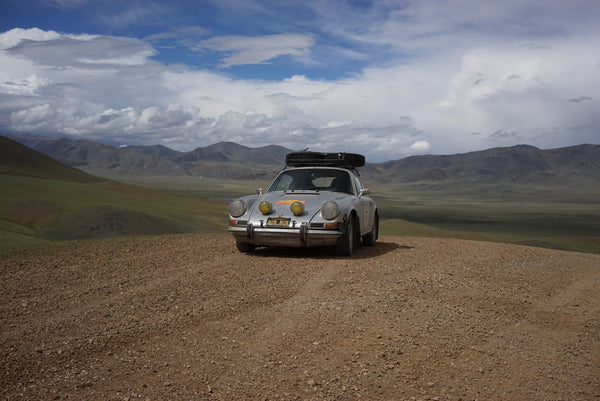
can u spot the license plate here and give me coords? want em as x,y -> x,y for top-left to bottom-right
266,217 -> 291,227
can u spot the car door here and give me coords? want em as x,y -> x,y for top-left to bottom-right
352,174 -> 374,235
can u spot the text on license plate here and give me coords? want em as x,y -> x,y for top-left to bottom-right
266,217 -> 291,227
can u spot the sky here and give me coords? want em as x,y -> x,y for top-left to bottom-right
0,0 -> 599,162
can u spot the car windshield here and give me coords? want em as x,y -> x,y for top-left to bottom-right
268,169 -> 353,194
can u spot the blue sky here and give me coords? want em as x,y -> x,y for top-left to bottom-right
1,0 -> 599,161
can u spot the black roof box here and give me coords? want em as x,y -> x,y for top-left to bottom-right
286,151 -> 365,168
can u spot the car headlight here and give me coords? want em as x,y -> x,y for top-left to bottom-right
229,199 -> 246,218
259,200 -> 272,215
321,201 -> 339,220
290,201 -> 304,216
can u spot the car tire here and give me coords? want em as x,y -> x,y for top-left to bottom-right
236,240 -> 255,253
362,214 -> 379,247
335,215 -> 356,256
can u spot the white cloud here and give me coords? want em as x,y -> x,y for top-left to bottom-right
0,27 -> 61,49
10,103 -> 54,127
0,74 -> 51,95
99,3 -> 169,29
1,9 -> 600,162
198,34 -> 315,67
40,0 -> 87,9
424,38 -> 600,150
6,34 -> 155,69
409,141 -> 431,153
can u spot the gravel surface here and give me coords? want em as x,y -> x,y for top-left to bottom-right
1,234 -> 599,400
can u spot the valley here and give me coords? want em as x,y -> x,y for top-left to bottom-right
1,134 -> 599,253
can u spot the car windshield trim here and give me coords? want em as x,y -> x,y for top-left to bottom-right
282,190 -> 321,194
268,168 -> 354,194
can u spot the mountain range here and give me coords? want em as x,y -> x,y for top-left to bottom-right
368,143 -> 600,188
5,134 -> 290,180
2,135 -> 599,251
0,136 -> 227,243
5,134 -> 600,189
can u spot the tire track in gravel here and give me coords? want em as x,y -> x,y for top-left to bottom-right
240,260 -> 341,359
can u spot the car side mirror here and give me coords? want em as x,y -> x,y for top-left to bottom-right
257,188 -> 263,194
359,188 -> 370,197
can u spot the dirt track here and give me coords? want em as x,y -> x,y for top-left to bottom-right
1,234 -> 599,400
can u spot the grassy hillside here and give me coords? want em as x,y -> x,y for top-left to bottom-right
1,175 -> 227,243
3,135 -> 599,254
103,173 -> 600,254
0,136 -> 228,247
0,136 -> 102,183
372,181 -> 600,254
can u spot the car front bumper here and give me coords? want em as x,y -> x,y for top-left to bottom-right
228,223 -> 343,248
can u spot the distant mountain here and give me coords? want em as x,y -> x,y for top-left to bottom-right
0,135 -> 102,183
5,134 -> 600,188
6,135 -> 290,179
126,144 -> 183,160
174,142 -> 291,178
5,135 -> 188,176
365,144 -> 600,188
0,135 -> 226,243
202,141 -> 290,164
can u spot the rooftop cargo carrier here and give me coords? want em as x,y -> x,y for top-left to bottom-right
286,151 -> 365,169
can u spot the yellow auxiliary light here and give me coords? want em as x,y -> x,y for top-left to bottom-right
259,201 -> 272,215
290,201 -> 304,216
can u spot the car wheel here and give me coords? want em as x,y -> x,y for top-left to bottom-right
335,215 -> 356,256
236,240 -> 255,253
362,214 -> 379,247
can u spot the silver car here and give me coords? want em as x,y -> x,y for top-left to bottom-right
228,152 -> 378,256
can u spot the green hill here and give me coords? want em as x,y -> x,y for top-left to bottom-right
0,136 -> 227,247
0,135 -> 102,183
3,134 -> 599,254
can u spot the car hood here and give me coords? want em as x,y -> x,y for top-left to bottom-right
248,191 -> 348,222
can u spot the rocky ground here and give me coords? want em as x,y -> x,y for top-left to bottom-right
1,234 -> 599,400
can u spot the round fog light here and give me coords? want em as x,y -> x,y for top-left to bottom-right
259,201 -> 272,215
290,201 -> 304,216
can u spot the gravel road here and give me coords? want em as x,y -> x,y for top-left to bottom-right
1,234 -> 599,400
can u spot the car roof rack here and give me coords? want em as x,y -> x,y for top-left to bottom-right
286,151 -> 365,168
